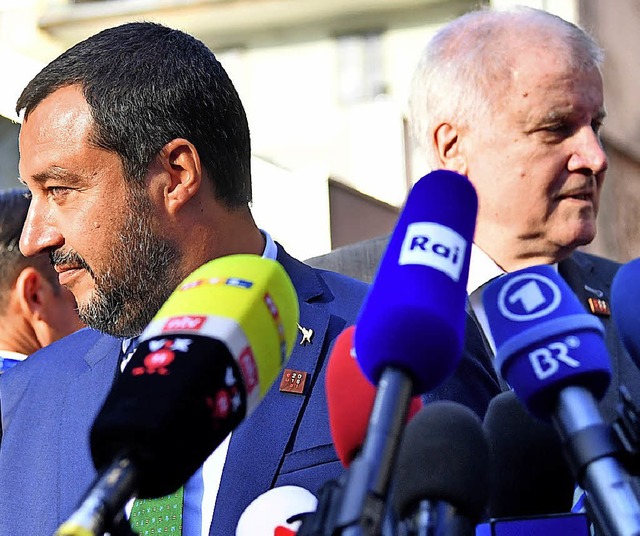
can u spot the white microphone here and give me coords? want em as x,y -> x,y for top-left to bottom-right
236,485 -> 318,536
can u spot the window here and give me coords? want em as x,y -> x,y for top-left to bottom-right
336,31 -> 386,105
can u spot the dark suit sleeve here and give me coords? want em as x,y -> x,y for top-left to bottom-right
422,314 -> 503,419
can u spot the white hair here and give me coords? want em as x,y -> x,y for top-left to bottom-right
408,6 -> 604,169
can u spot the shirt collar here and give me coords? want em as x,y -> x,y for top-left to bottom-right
467,243 -> 558,295
0,350 -> 28,361
260,229 -> 278,261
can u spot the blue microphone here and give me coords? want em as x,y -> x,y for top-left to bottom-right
355,169 -> 477,394
337,170 -> 477,535
611,257 -> 640,370
483,265 -> 640,536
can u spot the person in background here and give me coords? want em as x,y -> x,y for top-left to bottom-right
308,5 -> 640,422
0,187 -> 83,371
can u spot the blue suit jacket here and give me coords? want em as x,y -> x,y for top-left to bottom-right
0,247 -> 369,536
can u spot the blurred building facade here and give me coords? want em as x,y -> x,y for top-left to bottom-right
0,0 -> 637,262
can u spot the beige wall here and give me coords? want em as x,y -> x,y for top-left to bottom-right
580,0 -> 640,262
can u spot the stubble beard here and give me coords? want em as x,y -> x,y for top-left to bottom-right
78,188 -> 182,338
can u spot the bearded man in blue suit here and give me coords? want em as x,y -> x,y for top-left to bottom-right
0,22 -> 373,536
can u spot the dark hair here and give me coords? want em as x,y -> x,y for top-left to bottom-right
0,188 -> 59,299
16,22 -> 251,207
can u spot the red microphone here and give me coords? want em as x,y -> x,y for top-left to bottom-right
326,325 -> 423,467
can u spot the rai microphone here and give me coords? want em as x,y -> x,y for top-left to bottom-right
236,485 -> 318,536
55,254 -> 299,536
392,401 -> 491,536
482,265 -> 640,536
611,257 -> 640,370
338,170 -> 478,535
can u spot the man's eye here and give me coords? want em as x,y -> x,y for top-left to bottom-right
545,123 -> 569,133
48,186 -> 69,198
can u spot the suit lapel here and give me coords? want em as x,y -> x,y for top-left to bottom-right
210,246 -> 331,534
59,334 -> 122,520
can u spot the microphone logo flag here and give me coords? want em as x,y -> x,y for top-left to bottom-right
497,273 -> 562,321
163,315 -> 207,332
398,222 -> 467,282
529,338 -> 582,380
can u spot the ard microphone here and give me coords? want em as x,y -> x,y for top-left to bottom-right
483,265 -> 640,536
338,170 -> 478,535
392,401 -> 491,536
55,255 -> 299,536
326,325 -> 423,468
236,485 -> 318,536
611,257 -> 640,370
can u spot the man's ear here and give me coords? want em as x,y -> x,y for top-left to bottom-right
155,138 -> 203,215
433,122 -> 468,176
14,266 -> 48,320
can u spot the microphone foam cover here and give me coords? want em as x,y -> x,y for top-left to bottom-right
326,325 -> 423,467
484,391 -> 575,517
355,170 -> 477,394
142,254 -> 299,404
611,257 -> 640,371
91,255 -> 299,497
236,486 -> 318,536
392,401 -> 491,523
482,265 -> 611,419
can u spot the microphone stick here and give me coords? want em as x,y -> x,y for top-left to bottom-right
54,255 -> 299,536
336,170 -> 478,535
483,265 -> 640,536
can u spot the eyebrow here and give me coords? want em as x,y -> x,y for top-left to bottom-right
540,107 -> 607,123
28,167 -> 85,187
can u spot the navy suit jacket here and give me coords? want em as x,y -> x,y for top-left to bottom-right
309,240 -> 640,421
0,246 -> 370,536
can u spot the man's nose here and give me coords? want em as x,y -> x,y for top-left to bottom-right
19,201 -> 63,257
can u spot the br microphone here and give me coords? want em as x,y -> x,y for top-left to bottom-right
338,170 -> 478,535
55,254 -> 299,536
236,485 -> 318,536
483,265 -> 640,536
392,401 -> 491,536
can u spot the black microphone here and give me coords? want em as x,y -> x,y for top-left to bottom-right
483,265 -> 640,536
55,255 -> 299,536
392,401 -> 491,536
480,391 -> 589,535
483,390 -> 575,518
336,170 -> 478,535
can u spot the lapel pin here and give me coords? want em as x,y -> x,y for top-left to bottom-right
584,284 -> 604,298
280,368 -> 308,394
297,323 -> 313,346
587,297 -> 611,317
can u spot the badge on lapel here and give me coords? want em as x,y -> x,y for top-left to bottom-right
280,369 -> 308,394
